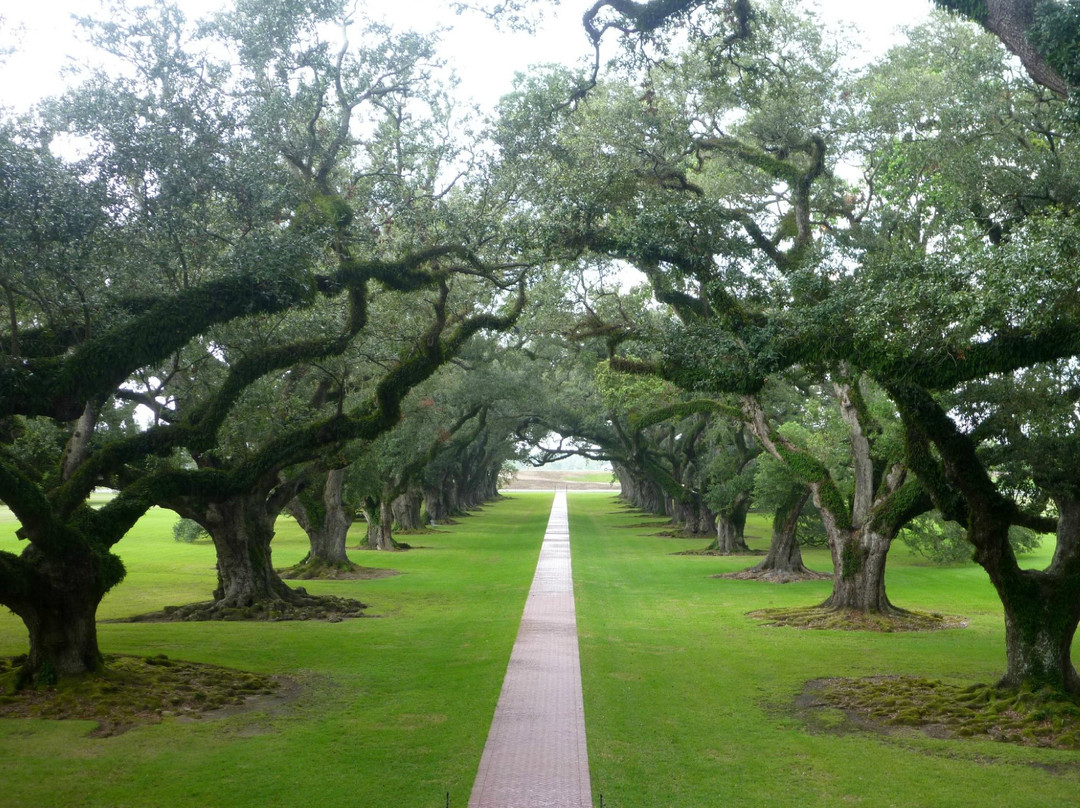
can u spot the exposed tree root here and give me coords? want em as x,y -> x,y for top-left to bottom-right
801,675 -> 1080,750
749,605 -> 967,631
116,590 -> 368,623
675,547 -> 764,556
717,567 -> 829,583
278,560 -> 399,581
0,654 -> 281,737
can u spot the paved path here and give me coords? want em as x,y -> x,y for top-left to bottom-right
468,491 -> 593,808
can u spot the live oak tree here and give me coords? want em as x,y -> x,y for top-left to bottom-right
0,0 -> 527,683
496,2 -> 937,615
828,15 -> 1080,690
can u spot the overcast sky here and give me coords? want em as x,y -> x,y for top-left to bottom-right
0,0 -> 934,113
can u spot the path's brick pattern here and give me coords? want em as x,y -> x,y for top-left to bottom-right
468,492 -> 593,808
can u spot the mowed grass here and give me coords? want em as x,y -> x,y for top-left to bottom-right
0,493 -> 553,808
1,493 -> 1078,807
570,493 -> 1080,808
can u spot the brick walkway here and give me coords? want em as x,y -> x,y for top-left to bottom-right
468,491 -> 593,808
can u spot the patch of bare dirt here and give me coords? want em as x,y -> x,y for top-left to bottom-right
279,562 -> 400,581
114,591 -> 368,623
716,567 -> 830,583
676,547 -> 765,555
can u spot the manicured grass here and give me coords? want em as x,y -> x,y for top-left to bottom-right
2,493 -> 1077,807
571,493 -> 1080,808
0,494 -> 553,808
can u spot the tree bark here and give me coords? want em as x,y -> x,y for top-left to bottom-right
736,488 -> 824,581
10,548 -> 111,685
980,500 -> 1080,694
169,476 -> 310,612
288,469 -> 353,566
363,497 -> 399,551
615,463 -> 666,513
821,526 -> 898,613
391,488 -> 424,531
202,495 -> 297,607
706,493 -> 751,552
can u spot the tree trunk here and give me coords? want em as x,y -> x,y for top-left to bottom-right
423,484 -> 445,523
820,525 -> 897,613
705,491 -> 752,552
708,513 -> 752,553
288,469 -> 353,566
391,488 -> 424,531
742,391 -> 911,614
736,489 -> 825,581
978,500 -> 1080,695
615,464 -> 666,514
363,498 -> 398,551
12,548 -> 112,685
203,495 -> 297,608
998,577 -> 1080,694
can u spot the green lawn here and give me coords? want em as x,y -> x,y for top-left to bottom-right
0,493 -> 1077,807
571,493 -> 1080,807
0,494 -> 553,808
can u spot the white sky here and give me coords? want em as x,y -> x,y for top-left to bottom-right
1,0 -> 934,113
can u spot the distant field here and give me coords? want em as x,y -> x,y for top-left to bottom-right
507,468 -> 619,490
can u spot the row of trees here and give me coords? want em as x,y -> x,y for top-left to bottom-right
504,0 -> 1080,693
2,0 -> 1079,701
0,0 -> 538,682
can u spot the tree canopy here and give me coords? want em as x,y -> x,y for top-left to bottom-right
2,0 -> 1080,698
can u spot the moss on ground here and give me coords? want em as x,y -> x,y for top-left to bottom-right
0,654 -> 279,736
278,560 -> 400,580
812,675 -> 1080,750
749,605 -> 967,631
117,592 -> 368,622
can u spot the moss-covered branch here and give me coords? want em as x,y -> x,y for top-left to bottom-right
1,269 -> 318,422
630,398 -> 741,430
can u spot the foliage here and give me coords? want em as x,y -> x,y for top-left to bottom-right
1030,0 -> 1080,92
899,513 -> 1042,565
171,517 -> 208,544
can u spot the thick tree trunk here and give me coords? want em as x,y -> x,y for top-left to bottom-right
735,489 -> 824,581
203,496 -> 297,608
615,464 -> 666,514
167,480 -> 365,619
24,603 -> 101,685
978,500 -> 1080,695
288,469 -> 353,566
821,526 -> 897,613
363,498 -> 399,551
673,496 -> 714,535
12,549 -> 111,685
391,488 -> 424,531
708,514 -> 751,553
742,391 -> 911,613
998,579 -> 1080,694
705,492 -> 751,552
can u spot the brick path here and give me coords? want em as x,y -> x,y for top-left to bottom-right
468,491 -> 593,808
